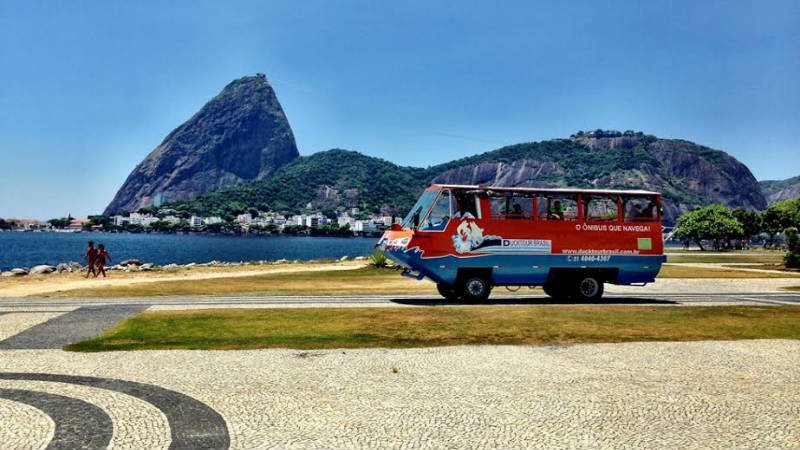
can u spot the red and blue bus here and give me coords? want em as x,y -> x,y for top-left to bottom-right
377,184 -> 666,301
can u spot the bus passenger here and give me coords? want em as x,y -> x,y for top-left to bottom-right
548,200 -> 564,220
507,203 -> 524,219
641,201 -> 657,219
454,196 -> 475,219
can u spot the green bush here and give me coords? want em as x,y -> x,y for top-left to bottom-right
368,250 -> 389,268
785,227 -> 800,268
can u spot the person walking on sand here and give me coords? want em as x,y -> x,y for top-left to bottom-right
95,244 -> 111,278
83,241 -> 98,278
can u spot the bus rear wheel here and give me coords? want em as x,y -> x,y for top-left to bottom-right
458,276 -> 492,302
436,283 -> 460,301
572,275 -> 604,301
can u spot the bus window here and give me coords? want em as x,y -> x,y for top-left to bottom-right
623,195 -> 659,221
453,192 -> 479,219
420,190 -> 452,230
402,190 -> 438,228
584,195 -> 619,222
489,195 -> 532,220
538,195 -> 578,221
489,197 -> 506,219
507,197 -> 533,219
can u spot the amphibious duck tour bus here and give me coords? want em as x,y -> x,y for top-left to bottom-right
377,184 -> 666,301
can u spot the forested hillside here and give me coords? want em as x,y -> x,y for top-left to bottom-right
167,130 -> 766,225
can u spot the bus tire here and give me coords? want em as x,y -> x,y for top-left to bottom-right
572,274 -> 604,301
459,276 -> 492,302
436,283 -> 460,301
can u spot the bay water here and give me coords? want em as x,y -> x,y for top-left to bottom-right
0,232 -> 378,271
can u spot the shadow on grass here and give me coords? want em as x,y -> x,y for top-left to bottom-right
389,297 -> 679,306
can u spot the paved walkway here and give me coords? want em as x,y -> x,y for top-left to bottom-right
0,342 -> 798,449
0,293 -> 799,449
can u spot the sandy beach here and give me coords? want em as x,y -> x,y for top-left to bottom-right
0,261 -> 367,297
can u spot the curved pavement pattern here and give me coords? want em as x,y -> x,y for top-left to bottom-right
0,388 -> 112,449
0,373 -> 230,450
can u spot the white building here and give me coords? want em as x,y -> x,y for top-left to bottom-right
235,213 -> 252,225
113,215 -> 130,227
338,215 -> 355,228
304,215 -> 320,228
190,216 -> 203,228
129,213 -> 158,228
162,215 -> 181,225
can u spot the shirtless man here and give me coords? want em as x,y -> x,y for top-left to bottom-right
95,244 -> 111,278
83,241 -> 98,278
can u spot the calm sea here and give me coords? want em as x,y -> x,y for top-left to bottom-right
0,232 -> 378,271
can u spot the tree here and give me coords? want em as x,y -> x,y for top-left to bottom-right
47,215 -> 72,229
761,199 -> 800,248
125,223 -> 145,233
150,220 -> 175,232
0,218 -> 10,230
85,215 -> 113,231
785,227 -> 800,268
731,208 -> 761,247
674,205 -> 743,251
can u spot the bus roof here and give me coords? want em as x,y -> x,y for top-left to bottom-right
429,184 -> 661,196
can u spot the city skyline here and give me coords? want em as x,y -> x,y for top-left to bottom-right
1,0 -> 798,219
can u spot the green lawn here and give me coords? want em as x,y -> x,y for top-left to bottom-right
665,251 -> 785,264
67,306 -> 800,352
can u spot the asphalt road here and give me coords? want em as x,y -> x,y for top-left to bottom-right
2,292 -> 800,310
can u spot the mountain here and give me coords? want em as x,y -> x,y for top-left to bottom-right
104,74 -> 299,214
430,131 -> 766,223
172,149 -> 427,217
168,131 -> 766,225
760,176 -> 800,205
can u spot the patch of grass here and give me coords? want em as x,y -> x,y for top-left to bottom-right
732,264 -> 800,273
665,252 -> 784,264
66,305 -> 800,352
659,265 -> 793,278
47,267 -> 436,298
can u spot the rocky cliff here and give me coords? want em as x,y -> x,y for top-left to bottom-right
431,132 -> 766,224
171,131 -> 766,225
104,74 -> 299,214
760,176 -> 800,205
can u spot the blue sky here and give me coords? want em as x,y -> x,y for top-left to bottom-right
1,0 -> 798,219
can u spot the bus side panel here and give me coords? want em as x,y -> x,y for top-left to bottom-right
385,247 -> 665,287
380,212 -> 666,286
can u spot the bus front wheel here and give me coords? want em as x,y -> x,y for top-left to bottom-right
459,276 -> 492,302
572,275 -> 604,301
436,283 -> 460,301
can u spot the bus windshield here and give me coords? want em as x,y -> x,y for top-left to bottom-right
402,190 -> 440,228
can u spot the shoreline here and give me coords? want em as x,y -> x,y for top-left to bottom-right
0,232 -> 379,272
0,260 -> 370,297
0,228 -> 385,238
0,255 -> 370,277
